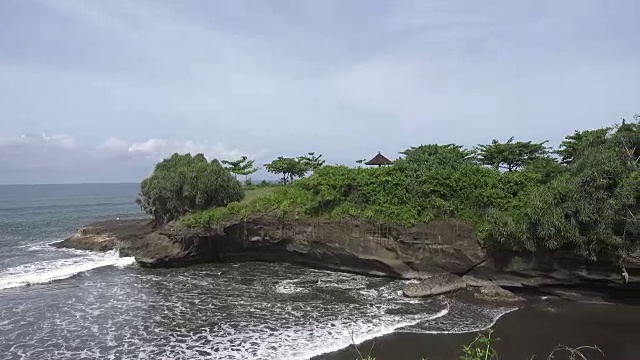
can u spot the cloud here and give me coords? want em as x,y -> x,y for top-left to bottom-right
125,138 -> 267,162
0,133 -> 267,184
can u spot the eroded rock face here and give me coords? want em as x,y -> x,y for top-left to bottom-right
55,216 -> 639,291
403,274 -> 467,297
467,249 -> 640,287
212,217 -> 487,278
55,217 -> 487,276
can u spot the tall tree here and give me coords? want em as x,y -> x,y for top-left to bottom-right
222,156 -> 260,181
399,144 -> 475,168
556,128 -> 611,164
475,137 -> 550,172
264,156 -> 308,184
298,152 -> 325,173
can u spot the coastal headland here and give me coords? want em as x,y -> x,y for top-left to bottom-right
54,117 -> 640,358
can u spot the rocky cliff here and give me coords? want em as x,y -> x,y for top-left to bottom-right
54,216 -> 640,292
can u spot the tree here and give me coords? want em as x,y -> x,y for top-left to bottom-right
556,128 -> 611,164
489,121 -> 640,263
264,156 -> 308,184
298,152 -> 325,173
520,156 -> 566,184
221,156 -> 260,182
475,137 -> 550,172
137,153 -> 243,225
398,144 -> 475,168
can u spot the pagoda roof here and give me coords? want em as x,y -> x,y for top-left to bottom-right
365,152 -> 393,166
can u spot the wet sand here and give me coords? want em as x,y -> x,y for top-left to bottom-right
315,298 -> 640,360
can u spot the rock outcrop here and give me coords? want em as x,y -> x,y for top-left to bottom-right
466,249 -> 640,288
54,216 -> 640,293
403,274 -> 467,297
52,219 -> 154,252
121,216 -> 488,278
473,285 -> 525,302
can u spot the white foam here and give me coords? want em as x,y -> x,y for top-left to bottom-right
0,261 -> 522,360
0,250 -> 135,290
280,306 -> 451,360
399,301 -> 519,335
20,240 -> 57,251
275,279 -> 307,294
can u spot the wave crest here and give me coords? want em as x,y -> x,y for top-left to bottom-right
0,250 -> 135,290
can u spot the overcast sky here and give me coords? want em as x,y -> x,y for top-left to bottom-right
1,0 -> 639,184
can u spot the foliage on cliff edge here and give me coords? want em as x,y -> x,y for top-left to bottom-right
181,115 -> 640,262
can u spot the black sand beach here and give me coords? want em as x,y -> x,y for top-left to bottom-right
317,297 -> 640,360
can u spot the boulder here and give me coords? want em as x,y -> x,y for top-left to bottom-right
403,274 -> 467,297
462,275 -> 495,287
52,219 -> 153,252
474,285 -> 524,302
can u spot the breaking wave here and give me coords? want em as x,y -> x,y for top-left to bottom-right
0,249 -> 135,290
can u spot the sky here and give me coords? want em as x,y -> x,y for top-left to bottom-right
0,0 -> 639,184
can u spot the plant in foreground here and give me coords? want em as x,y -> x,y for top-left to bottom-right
459,329 -> 498,360
350,329 -> 603,360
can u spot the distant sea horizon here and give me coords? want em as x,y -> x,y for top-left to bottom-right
0,181 -> 142,187
0,178 -> 279,187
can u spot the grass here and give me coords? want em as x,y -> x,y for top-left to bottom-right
241,186 -> 277,204
179,185 -> 281,229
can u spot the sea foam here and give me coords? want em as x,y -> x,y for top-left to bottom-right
0,249 -> 135,290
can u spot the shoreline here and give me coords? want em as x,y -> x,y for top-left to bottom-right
44,235 -> 640,359
52,218 -> 640,359
314,298 -> 640,360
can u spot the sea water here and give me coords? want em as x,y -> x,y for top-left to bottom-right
0,183 -> 515,359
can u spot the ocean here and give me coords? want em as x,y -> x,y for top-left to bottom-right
0,183 -> 515,360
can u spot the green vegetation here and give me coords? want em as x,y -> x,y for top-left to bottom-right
263,151 -> 325,184
241,187 -> 278,204
489,117 -> 640,262
136,153 -> 243,224
221,156 -> 260,182
474,137 -> 549,172
264,156 -> 308,184
138,114 -> 640,264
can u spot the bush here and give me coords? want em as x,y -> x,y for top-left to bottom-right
176,115 -> 640,263
137,153 -> 243,224
487,120 -> 640,261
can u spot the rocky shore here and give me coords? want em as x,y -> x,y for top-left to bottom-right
53,217 -> 640,300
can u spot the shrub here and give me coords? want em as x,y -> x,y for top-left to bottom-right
487,120 -> 640,261
137,153 -> 243,224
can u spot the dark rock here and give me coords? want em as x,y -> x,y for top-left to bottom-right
473,285 -> 524,302
56,216 -> 639,294
462,275 -> 497,287
197,217 -> 487,278
467,249 -> 640,287
52,219 -> 154,252
403,274 -> 467,297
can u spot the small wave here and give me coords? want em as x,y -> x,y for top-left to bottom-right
398,301 -> 519,334
275,280 -> 307,294
0,250 -> 135,290
22,240 -> 60,252
282,305 -> 450,360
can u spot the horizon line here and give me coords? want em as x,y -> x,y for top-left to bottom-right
0,181 -> 142,186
